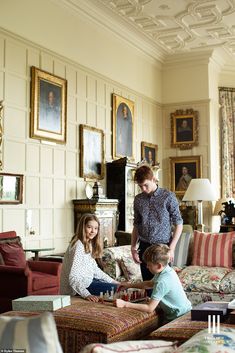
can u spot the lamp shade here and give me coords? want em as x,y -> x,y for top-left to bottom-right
182,178 -> 217,202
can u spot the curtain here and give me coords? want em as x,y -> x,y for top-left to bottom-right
219,88 -> 235,198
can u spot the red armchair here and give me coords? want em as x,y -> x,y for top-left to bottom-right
0,231 -> 62,313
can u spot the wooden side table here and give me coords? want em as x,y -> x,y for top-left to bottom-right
24,247 -> 55,261
219,224 -> 235,232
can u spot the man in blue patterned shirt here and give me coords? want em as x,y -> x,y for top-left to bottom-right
131,165 -> 183,280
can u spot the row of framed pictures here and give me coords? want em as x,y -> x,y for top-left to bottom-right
29,66 -> 199,152
80,123 -> 158,180
29,66 -> 200,199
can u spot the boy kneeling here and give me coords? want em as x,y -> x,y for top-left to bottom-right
115,244 -> 192,323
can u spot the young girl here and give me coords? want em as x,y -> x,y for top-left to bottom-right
60,213 -> 119,302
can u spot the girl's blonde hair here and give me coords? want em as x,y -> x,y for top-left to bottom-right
70,213 -> 101,258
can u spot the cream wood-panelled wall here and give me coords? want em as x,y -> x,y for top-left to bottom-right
0,29 -> 162,254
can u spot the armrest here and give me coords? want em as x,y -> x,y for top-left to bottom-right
0,265 -> 28,275
0,265 -> 29,297
27,260 -> 62,275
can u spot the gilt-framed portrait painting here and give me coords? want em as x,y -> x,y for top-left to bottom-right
112,94 -> 134,160
79,124 -> 104,180
0,173 -> 23,204
171,109 -> 199,150
30,66 -> 67,144
170,155 -> 202,198
141,142 -> 158,166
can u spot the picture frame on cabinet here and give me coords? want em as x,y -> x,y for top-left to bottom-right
171,109 -> 199,150
170,155 -> 202,198
112,94 -> 134,160
0,173 -> 23,204
141,141 -> 158,166
79,124 -> 105,180
30,66 -> 67,144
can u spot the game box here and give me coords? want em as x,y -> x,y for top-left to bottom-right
191,302 -> 228,322
12,295 -> 71,311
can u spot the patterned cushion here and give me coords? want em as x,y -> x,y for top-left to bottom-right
176,327 -> 235,353
80,340 -> 176,353
118,256 -> 142,281
102,245 -> 133,280
173,232 -> 191,267
0,312 -> 63,353
220,270 -> 235,293
178,265 -> 231,292
192,230 -> 235,267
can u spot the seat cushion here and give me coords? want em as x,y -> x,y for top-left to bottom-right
32,271 -> 58,291
178,265 -> 231,293
0,241 -> 26,267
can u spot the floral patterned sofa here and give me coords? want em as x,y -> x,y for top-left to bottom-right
102,229 -> 235,306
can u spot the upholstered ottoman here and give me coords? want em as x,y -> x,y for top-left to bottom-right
3,297 -> 160,353
149,312 -> 234,344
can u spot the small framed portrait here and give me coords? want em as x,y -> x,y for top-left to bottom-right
141,142 -> 158,166
79,124 -> 105,180
30,66 -> 67,144
171,109 -> 199,150
112,94 -> 134,160
0,173 -> 23,204
170,155 -> 202,198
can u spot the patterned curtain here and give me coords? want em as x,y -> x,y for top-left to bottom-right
219,88 -> 235,198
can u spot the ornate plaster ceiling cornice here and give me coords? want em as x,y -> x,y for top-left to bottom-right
51,0 -> 235,66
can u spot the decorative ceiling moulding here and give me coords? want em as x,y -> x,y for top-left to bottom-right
91,0 -> 235,62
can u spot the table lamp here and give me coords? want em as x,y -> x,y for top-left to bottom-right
182,178 -> 217,232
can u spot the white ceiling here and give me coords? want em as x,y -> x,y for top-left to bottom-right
57,0 -> 235,64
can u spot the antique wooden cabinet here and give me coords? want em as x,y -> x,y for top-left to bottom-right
73,198 -> 119,248
106,157 -> 138,232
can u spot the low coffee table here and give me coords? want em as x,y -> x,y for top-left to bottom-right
149,311 -> 234,344
3,297 -> 160,353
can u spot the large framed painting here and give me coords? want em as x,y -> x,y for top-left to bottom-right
0,173 -> 23,204
170,155 -> 202,198
141,142 -> 158,166
30,66 -> 67,144
171,109 -> 199,150
79,124 -> 105,180
112,94 -> 134,160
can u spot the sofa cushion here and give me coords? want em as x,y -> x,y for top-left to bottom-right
80,340 -> 176,353
118,256 -> 142,281
102,245 -> 135,280
175,327 -> 235,353
192,230 -> 235,268
178,265 -> 231,293
0,312 -> 63,353
0,242 -> 26,267
173,232 -> 191,267
32,271 -> 59,291
219,270 -> 235,293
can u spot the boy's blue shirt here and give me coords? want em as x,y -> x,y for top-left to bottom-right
151,264 -> 192,321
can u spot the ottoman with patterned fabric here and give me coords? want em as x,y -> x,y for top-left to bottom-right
149,312 -> 234,344
3,297 -> 160,353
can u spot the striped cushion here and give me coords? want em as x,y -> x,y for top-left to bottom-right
0,312 -> 63,353
192,230 -> 235,267
173,232 -> 191,267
